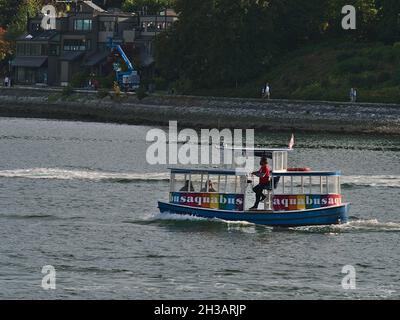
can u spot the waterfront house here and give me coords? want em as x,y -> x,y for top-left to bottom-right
11,1 -> 177,86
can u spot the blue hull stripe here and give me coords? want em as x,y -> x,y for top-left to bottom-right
158,202 -> 350,227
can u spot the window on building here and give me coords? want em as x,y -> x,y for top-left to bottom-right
73,19 -> 92,31
17,43 -> 26,55
30,23 -> 41,32
63,39 -> 88,51
41,45 -> 48,56
17,43 -> 49,56
49,44 -> 59,56
100,21 -> 116,32
146,22 -> 156,32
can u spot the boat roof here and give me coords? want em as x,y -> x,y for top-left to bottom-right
219,146 -> 293,152
273,171 -> 341,177
169,168 -> 341,177
169,167 -> 248,176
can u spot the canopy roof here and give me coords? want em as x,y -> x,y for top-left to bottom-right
273,171 -> 341,177
169,168 -> 248,176
11,57 -> 47,68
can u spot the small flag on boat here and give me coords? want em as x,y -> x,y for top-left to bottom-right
288,134 -> 295,149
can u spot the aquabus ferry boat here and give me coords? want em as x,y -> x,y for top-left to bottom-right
158,146 -> 349,227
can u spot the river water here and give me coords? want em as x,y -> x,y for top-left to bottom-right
0,117 -> 399,299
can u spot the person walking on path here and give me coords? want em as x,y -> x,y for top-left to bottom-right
353,88 -> 357,102
350,88 -> 354,102
265,83 -> 270,99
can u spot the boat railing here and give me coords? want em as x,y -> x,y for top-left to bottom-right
270,171 -> 342,211
168,168 -> 248,211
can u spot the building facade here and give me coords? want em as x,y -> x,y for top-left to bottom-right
12,1 -> 177,86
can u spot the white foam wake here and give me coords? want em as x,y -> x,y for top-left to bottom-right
0,169 -> 399,188
0,168 -> 169,182
342,175 -> 400,188
296,219 -> 400,233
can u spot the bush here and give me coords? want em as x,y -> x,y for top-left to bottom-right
336,51 -> 356,62
349,71 -> 392,89
336,57 -> 376,74
292,82 -> 324,100
97,88 -> 109,99
362,86 -> 400,103
61,85 -> 74,97
96,74 -> 115,89
173,78 -> 193,94
154,76 -> 168,90
70,72 -> 89,88
136,86 -> 148,100
376,71 -> 392,83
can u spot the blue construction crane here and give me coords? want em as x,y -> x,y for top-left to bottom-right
107,37 -> 140,90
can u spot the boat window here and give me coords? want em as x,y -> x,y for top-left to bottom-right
172,173 -> 196,192
327,176 -> 340,194
275,174 -> 340,195
171,172 -> 246,194
189,174 -> 201,192
280,176 -> 291,194
222,175 -> 239,194
309,176 -> 321,194
273,151 -> 288,171
290,176 -> 303,194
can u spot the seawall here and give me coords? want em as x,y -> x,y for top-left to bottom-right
0,87 -> 399,134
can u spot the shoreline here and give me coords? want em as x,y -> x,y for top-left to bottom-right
0,87 -> 399,135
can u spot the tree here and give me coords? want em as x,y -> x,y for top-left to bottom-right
376,0 -> 400,43
6,0 -> 44,40
0,27 -> 12,61
324,0 -> 378,39
0,0 -> 20,28
122,0 -> 174,14
156,0 -> 276,89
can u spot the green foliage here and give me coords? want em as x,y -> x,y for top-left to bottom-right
0,0 -> 19,28
153,76 -> 168,90
6,0 -> 44,40
70,72 -> 89,88
156,0 -> 277,90
96,74 -> 115,89
61,85 -> 74,97
153,0 -> 400,103
183,40 -> 400,103
122,0 -> 174,14
336,57 -> 376,74
136,86 -> 148,100
97,88 -> 109,99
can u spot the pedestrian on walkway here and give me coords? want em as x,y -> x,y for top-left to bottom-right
350,88 -> 354,102
265,83 -> 270,99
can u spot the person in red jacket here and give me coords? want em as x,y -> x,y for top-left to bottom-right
250,156 -> 271,210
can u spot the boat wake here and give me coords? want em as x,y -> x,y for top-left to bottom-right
0,168 -> 169,183
134,213 -> 400,234
341,175 -> 400,189
128,212 -> 256,229
0,168 -> 399,188
293,219 -> 400,233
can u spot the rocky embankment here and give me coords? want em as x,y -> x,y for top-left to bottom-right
0,87 -> 399,134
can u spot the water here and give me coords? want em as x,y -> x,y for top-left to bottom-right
0,117 -> 399,299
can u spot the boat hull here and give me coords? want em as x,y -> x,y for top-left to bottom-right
158,202 -> 350,227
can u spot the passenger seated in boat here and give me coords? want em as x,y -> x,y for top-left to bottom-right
180,180 -> 195,192
200,180 -> 216,192
250,156 -> 271,210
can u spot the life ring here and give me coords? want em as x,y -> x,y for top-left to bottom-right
287,167 -> 312,172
